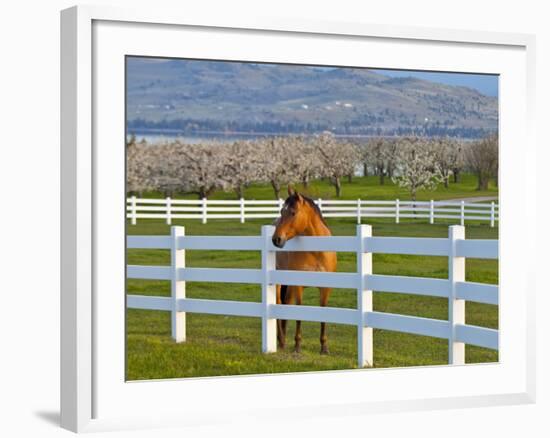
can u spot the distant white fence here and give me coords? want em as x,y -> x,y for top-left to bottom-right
127,196 -> 499,227
127,224 -> 498,367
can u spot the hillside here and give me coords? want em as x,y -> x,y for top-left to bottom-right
126,58 -> 498,138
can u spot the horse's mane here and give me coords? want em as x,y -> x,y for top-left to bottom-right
285,193 -> 329,227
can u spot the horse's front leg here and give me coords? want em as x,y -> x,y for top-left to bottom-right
293,286 -> 304,353
320,287 -> 332,354
277,285 -> 294,349
276,284 -> 286,349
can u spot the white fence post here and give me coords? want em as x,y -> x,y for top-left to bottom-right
460,200 -> 465,226
261,225 -> 277,353
202,198 -> 207,224
395,199 -> 400,224
171,226 -> 186,342
278,198 -> 284,212
317,198 -> 322,214
490,202 -> 495,228
357,198 -> 362,225
240,197 -> 245,224
430,199 -> 434,224
448,225 -> 465,364
130,195 -> 137,225
166,197 -> 172,225
127,226 -> 499,358
357,224 -> 373,367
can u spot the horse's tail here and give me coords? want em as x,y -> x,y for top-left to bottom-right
280,284 -> 288,304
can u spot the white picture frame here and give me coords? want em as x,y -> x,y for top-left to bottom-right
60,4 -> 536,433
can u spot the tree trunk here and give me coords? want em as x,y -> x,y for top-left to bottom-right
302,176 -> 309,189
334,177 -> 342,197
198,187 -> 216,199
444,177 -> 449,189
453,169 -> 460,183
363,163 -> 368,177
347,172 -> 353,183
378,167 -> 385,185
271,180 -> 281,199
235,184 -> 244,199
477,173 -> 489,191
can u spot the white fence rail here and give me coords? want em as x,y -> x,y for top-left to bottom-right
127,225 -> 499,367
127,196 -> 499,227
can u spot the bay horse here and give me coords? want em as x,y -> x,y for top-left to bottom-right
271,186 -> 337,354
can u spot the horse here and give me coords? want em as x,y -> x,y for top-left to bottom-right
271,186 -> 337,354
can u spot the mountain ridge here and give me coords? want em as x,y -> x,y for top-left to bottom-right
126,58 -> 498,138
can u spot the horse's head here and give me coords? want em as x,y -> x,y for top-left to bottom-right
272,186 -> 310,248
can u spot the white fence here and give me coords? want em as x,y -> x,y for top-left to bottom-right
127,224 -> 499,367
127,196 -> 499,227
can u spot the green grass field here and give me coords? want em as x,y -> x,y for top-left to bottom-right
135,172 -> 498,201
126,173 -> 498,380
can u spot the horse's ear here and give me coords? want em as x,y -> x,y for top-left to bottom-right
287,184 -> 296,197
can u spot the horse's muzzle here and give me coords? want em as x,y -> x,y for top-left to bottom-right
272,235 -> 286,248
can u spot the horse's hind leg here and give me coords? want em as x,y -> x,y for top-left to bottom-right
293,286 -> 304,353
320,287 -> 332,354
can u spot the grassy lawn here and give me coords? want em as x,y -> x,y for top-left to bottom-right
126,216 -> 498,380
134,172 -> 498,201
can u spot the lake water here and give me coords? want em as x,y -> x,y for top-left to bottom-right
127,129 -> 388,145
128,130 -> 303,144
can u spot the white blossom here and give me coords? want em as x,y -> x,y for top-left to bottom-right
392,137 -> 445,201
315,133 -> 360,197
431,137 -> 465,188
256,137 -> 299,199
220,140 -> 264,198
465,134 -> 498,190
